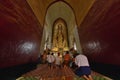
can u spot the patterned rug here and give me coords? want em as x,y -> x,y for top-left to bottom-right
16,64 -> 112,80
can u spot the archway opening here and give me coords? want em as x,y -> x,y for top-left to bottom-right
40,1 -> 82,54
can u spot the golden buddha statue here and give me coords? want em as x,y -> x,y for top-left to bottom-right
52,23 -> 68,51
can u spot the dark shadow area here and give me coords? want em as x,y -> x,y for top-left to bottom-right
90,62 -> 120,80
0,62 -> 38,80
1,59 -> 120,80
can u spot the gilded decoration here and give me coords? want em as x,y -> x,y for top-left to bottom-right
52,19 -> 69,51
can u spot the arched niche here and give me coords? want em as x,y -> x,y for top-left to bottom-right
40,1 -> 82,54
52,18 -> 69,52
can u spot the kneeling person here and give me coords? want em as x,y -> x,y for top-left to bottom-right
74,53 -> 93,80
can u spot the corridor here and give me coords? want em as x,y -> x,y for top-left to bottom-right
0,0 -> 120,80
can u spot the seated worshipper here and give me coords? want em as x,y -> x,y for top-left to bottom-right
55,52 -> 62,68
42,50 -> 47,64
70,53 -> 78,70
63,51 -> 71,68
47,52 -> 55,69
74,53 -> 93,80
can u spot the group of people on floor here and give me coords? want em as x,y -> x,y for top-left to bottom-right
40,49 -> 93,80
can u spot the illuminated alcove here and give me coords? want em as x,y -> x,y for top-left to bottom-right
40,1 -> 82,54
